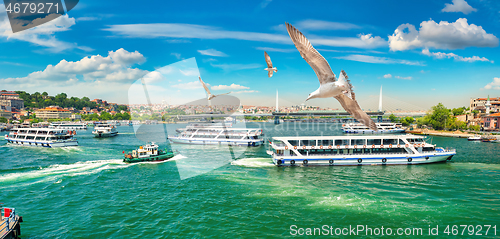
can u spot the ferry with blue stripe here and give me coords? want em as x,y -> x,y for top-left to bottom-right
267,135 -> 455,166
4,127 -> 78,148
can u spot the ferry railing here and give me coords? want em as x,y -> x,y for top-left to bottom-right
0,207 -> 16,233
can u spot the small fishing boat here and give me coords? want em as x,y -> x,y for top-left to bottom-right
467,135 -> 482,141
123,142 -> 175,163
481,135 -> 496,142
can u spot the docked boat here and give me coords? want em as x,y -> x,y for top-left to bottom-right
267,134 -> 455,166
1,205 -> 22,239
92,124 -> 118,138
169,127 -> 264,146
467,135 -> 482,141
481,136 -> 497,142
342,122 -> 405,134
123,142 -> 175,163
4,128 -> 78,147
50,121 -> 87,130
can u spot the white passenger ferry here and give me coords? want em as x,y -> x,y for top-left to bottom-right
92,124 -> 118,138
175,122 -> 233,133
49,121 -> 87,130
169,127 -> 264,146
4,128 -> 78,147
342,122 -> 405,134
267,135 -> 455,166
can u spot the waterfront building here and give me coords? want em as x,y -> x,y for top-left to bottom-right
0,110 -> 12,119
483,113 -> 500,131
0,91 -> 24,111
470,96 -> 499,114
34,106 -> 72,120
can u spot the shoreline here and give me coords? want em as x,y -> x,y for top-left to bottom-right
406,129 -> 500,139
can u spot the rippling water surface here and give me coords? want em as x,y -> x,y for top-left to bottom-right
1,123 -> 499,238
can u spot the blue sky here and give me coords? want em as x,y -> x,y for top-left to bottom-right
1,0 -> 500,110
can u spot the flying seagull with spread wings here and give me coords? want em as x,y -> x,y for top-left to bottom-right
264,51 -> 278,77
285,23 -> 377,131
199,76 -> 231,100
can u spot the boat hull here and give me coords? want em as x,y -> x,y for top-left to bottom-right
270,153 -> 454,167
123,152 -> 175,163
169,137 -> 263,147
92,132 -> 118,138
5,138 -> 78,147
343,129 -> 406,134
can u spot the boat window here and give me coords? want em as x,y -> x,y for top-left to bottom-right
383,138 -> 397,145
366,139 -> 381,145
319,140 -> 333,146
398,139 -> 405,145
334,139 -> 349,146
351,139 -> 365,145
300,140 -> 316,146
288,140 -> 299,146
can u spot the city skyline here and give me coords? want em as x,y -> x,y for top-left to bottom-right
1,0 -> 500,110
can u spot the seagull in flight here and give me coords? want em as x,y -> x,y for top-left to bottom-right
286,23 -> 377,131
264,51 -> 278,77
199,76 -> 231,100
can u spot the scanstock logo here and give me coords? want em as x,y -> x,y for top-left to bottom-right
3,0 -> 79,33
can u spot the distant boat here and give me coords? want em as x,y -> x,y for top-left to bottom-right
467,135 -> 481,141
169,127 -> 264,147
123,142 -> 175,163
92,124 -> 118,138
50,121 -> 87,130
343,122 -> 405,134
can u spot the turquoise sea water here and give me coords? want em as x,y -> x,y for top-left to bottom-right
1,123 -> 499,238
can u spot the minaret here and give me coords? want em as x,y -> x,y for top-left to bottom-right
378,86 -> 383,112
486,95 -> 491,115
275,89 -> 279,112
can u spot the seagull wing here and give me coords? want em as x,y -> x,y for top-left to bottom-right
268,71 -> 273,78
338,70 -> 355,100
199,76 -> 211,95
215,92 -> 231,97
286,22 -> 336,85
334,94 -> 377,131
264,51 -> 273,68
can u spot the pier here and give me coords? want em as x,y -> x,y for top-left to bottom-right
0,207 -> 22,239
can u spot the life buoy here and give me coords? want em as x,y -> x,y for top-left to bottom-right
329,159 -> 334,165
285,146 -> 288,150
311,145 -> 315,149
389,144 -> 392,148
302,146 -> 306,149
336,145 -> 340,149
363,145 -> 367,148
345,145 -> 349,148
290,160 -> 295,165
328,145 -> 332,149
372,144 -> 375,148
357,158 -> 362,163
303,159 -> 308,165
397,144 -> 400,148
294,146 -> 297,149
353,145 -> 357,149
380,145 -> 384,148
405,144 -> 409,147
382,158 -> 387,163
320,146 -> 323,149
408,158 -> 412,162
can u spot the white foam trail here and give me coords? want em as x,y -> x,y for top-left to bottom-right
231,158 -> 275,168
131,154 -> 186,165
0,159 -> 127,184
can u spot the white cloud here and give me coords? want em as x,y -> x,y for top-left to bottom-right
104,23 -> 386,49
483,77 -> 500,90
233,90 -> 259,94
442,0 -> 477,14
212,84 -> 249,90
395,76 -> 412,80
210,63 -> 262,71
389,18 -> 498,51
198,49 -> 228,57
259,0 -> 272,8
422,49 -> 493,63
171,53 -> 181,59
76,17 -> 100,21
0,6 -> 89,52
0,48 -> 147,85
334,54 -> 425,66
383,74 -> 392,78
172,81 -> 202,90
295,20 -> 361,30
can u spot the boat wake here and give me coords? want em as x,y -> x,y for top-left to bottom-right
131,154 -> 187,165
231,158 -> 274,168
0,159 -> 129,187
